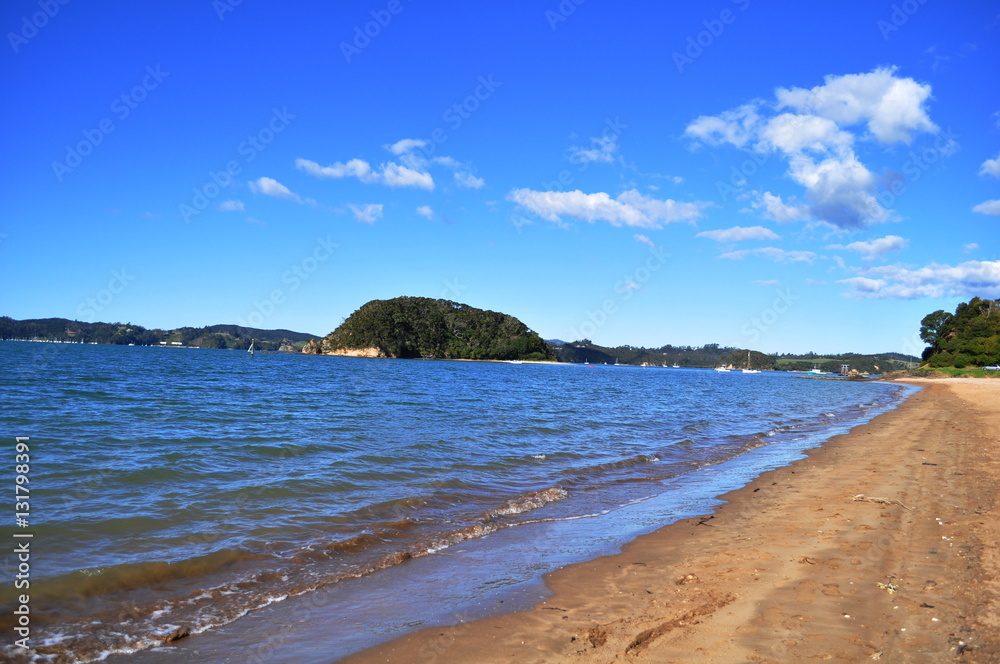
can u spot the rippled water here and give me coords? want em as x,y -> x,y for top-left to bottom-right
0,341 -> 912,662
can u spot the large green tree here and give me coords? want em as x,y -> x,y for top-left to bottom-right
920,297 -> 1000,367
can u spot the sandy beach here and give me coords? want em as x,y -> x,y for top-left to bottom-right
345,379 -> 1000,664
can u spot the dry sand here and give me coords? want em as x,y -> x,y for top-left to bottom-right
345,379 -> 1000,663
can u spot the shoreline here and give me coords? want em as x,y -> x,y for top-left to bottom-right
344,379 -> 1000,663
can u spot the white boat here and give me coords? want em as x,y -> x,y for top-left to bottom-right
742,350 -> 760,374
672,363 -> 679,368
715,366 -> 730,372
507,360 -> 522,364
807,364 -> 828,375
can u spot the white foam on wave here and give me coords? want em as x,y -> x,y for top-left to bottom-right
489,486 -> 569,518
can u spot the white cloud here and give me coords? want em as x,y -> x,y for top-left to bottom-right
296,157 -> 434,190
249,177 -> 310,204
719,247 -> 818,263
300,140 -> 489,194
980,153 -> 1000,179
219,200 -> 245,212
297,158 -> 375,182
760,113 -> 853,154
973,200 -> 1000,215
568,134 -> 618,164
787,152 -> 889,228
633,233 -> 655,248
686,68 -> 940,229
838,260 -> 1000,299
753,279 -> 781,286
454,172 -> 485,189
685,103 -> 762,148
838,276 -> 885,294
382,162 -> 434,189
507,188 -> 706,229
964,243 -> 980,253
696,225 -> 780,242
431,155 -> 461,169
828,235 -> 907,261
250,177 -> 294,198
387,138 -> 429,156
775,67 -> 937,143
348,203 -> 384,224
752,192 -> 811,223
416,205 -> 433,220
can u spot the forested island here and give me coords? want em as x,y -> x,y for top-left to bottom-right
0,317 -> 317,351
302,297 -> 554,361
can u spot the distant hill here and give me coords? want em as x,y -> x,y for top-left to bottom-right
1,313 -> 925,368
556,341 -> 743,367
0,317 -> 318,351
772,352 -> 917,374
554,339 -> 918,372
919,297 -> 1000,368
303,297 -> 555,361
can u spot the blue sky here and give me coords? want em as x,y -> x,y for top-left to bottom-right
2,1 -> 998,354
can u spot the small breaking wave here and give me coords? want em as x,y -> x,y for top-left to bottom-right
488,486 -> 569,518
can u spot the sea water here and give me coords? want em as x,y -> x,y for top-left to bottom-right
0,341 -> 915,662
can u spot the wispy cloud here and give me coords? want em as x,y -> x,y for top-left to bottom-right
696,225 -> 780,242
568,133 -> 618,164
454,172 -> 485,189
349,203 -> 384,224
507,188 -> 707,229
719,247 -> 818,263
838,260 -> 1000,299
298,139 -> 488,193
827,235 -> 907,260
980,152 -> 1000,179
416,205 -> 433,220
248,177 -> 314,205
751,192 -> 810,223
297,158 -> 434,190
386,138 -> 429,156
633,233 -> 656,248
973,200 -> 1000,216
219,199 -> 245,212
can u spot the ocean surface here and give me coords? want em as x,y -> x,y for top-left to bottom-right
0,341 -> 916,663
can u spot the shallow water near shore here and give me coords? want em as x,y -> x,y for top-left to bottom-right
0,341 -> 915,662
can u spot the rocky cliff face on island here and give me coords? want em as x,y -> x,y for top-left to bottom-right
302,297 -> 554,361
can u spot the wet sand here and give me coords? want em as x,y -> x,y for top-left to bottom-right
345,379 -> 1000,663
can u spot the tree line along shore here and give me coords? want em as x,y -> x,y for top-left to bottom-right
4,296 -> 998,372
